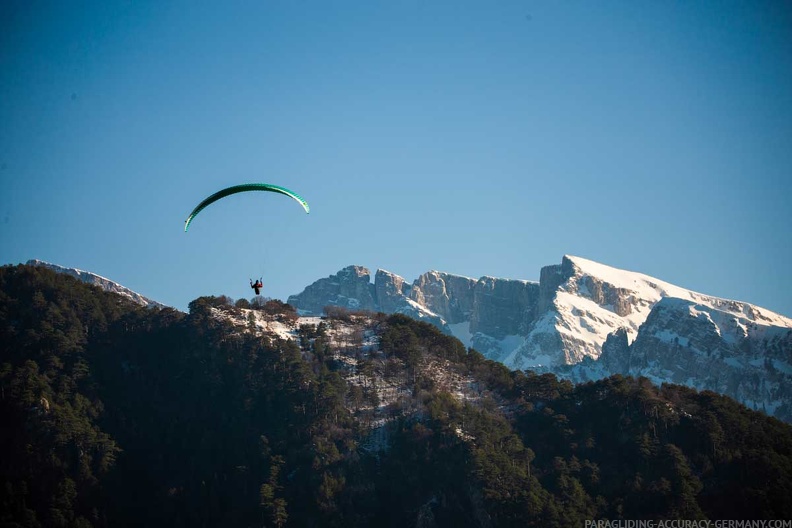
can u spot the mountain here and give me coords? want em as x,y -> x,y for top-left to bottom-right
552,296 -> 792,418
288,255 -> 792,421
2,262 -> 792,525
288,266 -> 538,358
27,259 -> 165,309
506,255 -> 792,367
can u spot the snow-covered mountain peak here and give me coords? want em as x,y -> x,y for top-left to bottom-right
502,255 -> 792,370
563,255 -> 792,329
565,255 -> 696,303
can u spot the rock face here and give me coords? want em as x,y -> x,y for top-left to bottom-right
552,297 -> 792,422
287,265 -> 377,314
26,259 -> 165,309
502,255 -> 792,370
599,328 -> 631,374
288,255 -> 792,422
409,271 -> 477,324
628,298 -> 792,420
470,277 -> 538,339
288,266 -> 537,352
375,269 -> 410,314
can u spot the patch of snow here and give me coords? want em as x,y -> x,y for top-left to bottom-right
471,332 -> 525,363
478,275 -> 537,285
448,321 -> 473,349
210,307 -> 298,341
555,292 -> 637,345
430,270 -> 477,282
400,298 -> 445,322
298,316 -> 324,326
507,345 -> 558,369
454,426 -> 475,442
500,334 -> 525,358
653,329 -> 690,347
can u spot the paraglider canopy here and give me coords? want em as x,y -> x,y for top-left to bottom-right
184,183 -> 310,231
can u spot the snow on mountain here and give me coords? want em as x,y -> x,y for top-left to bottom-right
503,255 -> 792,369
567,255 -> 792,328
26,259 -> 166,309
207,305 -> 484,440
547,295 -> 792,421
289,255 -> 792,370
289,266 -> 539,362
210,306 -> 312,342
288,255 -> 792,422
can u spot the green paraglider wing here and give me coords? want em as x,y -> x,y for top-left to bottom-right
184,183 -> 310,231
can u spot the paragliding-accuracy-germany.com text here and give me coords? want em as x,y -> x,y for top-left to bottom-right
584,521 -> 792,528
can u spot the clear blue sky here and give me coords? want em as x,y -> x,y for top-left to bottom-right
2,1 -> 791,315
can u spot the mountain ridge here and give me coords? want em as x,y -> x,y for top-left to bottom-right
26,259 -> 166,309
288,255 -> 792,360
288,255 -> 792,422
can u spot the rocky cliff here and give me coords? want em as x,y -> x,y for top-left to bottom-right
288,265 -> 535,346
288,255 -> 792,422
617,298 -> 790,418
287,265 -> 377,313
409,271 -> 476,324
503,255 -> 792,369
549,297 -> 792,422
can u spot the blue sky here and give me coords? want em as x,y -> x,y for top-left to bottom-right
1,1 -> 791,315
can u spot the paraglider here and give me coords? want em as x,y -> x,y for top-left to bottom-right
184,183 -> 310,232
185,183 -> 309,298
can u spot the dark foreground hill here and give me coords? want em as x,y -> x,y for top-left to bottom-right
1,264 -> 791,527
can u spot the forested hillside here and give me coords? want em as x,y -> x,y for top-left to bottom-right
2,264 -> 791,527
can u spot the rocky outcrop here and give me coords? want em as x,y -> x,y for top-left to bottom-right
374,269 -> 410,314
470,277 -> 538,339
290,266 -> 539,338
287,265 -> 377,314
409,271 -> 476,324
289,266 -> 540,348
573,275 -> 634,317
598,328 -> 631,373
537,262 -> 567,314
618,298 -> 792,419
549,297 -> 792,422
